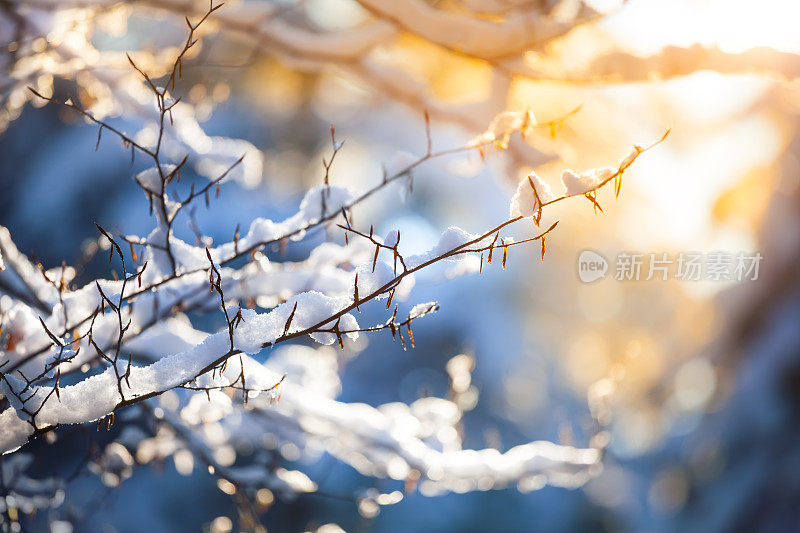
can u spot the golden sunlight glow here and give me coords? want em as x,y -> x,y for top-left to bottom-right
603,0 -> 800,54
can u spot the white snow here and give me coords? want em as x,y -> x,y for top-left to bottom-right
233,291 -> 359,351
409,301 -> 439,319
406,226 -> 479,268
0,292 -> 360,453
471,109 -> 537,148
560,166 -> 615,196
509,171 -> 555,218
619,145 -> 642,170
134,165 -> 175,194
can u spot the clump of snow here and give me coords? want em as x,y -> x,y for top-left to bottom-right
383,230 -> 400,249
406,226 -> 478,268
233,291 -> 359,352
408,302 -> 439,319
509,171 -> 555,218
134,165 -> 175,194
202,185 -> 356,264
225,185 -> 355,255
355,262 -> 397,297
470,109 -> 537,148
560,166 -> 615,196
618,145 -> 642,169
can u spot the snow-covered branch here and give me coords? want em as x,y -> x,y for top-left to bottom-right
523,43 -> 800,83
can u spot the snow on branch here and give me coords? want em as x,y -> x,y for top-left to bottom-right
353,0 -> 593,59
